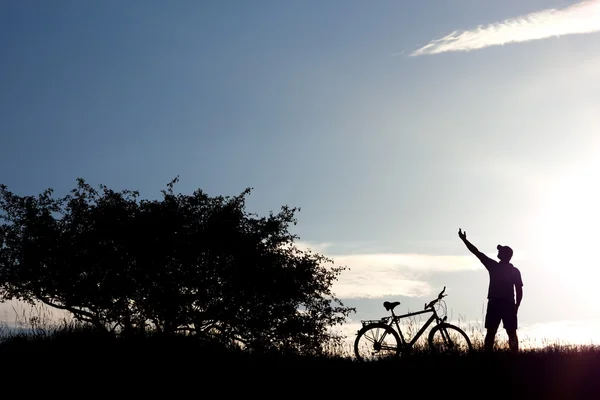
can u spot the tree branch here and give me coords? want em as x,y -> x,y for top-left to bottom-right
36,296 -> 98,325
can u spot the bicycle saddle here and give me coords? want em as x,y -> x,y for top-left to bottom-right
383,301 -> 400,312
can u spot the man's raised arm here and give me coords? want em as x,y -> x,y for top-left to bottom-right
458,229 -> 494,267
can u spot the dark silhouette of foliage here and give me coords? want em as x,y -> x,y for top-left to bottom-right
0,177 -> 354,354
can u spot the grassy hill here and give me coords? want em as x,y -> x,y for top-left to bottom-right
0,316 -> 598,398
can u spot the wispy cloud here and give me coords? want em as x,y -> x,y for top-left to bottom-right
295,241 -> 479,299
411,0 -> 600,56
331,253 -> 479,298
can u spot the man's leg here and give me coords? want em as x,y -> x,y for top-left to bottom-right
484,300 -> 500,352
507,329 -> 518,353
484,328 -> 497,352
505,301 -> 519,353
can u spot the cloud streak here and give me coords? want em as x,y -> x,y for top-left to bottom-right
411,0 -> 600,56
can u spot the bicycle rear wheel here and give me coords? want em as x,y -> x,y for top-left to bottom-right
427,323 -> 472,354
354,323 -> 401,362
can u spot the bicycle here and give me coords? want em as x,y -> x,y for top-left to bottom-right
354,286 -> 472,362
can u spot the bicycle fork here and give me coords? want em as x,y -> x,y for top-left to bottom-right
439,326 -> 455,349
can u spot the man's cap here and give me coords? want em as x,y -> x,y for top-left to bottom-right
497,244 -> 513,259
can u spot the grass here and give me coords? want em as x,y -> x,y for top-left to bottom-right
0,304 -> 599,397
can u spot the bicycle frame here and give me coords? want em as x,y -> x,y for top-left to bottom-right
387,307 -> 448,347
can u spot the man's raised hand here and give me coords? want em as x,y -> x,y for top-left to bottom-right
458,228 -> 467,241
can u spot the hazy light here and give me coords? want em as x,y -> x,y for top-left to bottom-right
529,157 -> 600,303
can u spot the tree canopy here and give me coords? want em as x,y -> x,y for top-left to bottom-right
0,177 -> 354,353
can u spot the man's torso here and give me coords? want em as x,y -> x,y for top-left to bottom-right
484,260 -> 522,301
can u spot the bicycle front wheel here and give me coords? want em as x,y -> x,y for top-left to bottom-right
354,323 -> 401,362
428,323 -> 472,354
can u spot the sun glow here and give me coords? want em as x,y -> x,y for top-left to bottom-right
529,158 -> 600,300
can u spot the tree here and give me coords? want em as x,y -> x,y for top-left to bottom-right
0,177 -> 354,353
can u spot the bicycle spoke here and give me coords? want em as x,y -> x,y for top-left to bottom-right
363,334 -> 376,344
366,328 -> 386,344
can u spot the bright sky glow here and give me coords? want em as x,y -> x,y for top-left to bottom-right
528,153 -> 600,304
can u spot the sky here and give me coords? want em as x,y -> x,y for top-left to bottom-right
2,0 -> 600,348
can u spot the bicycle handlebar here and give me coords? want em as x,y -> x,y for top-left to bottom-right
424,286 -> 447,310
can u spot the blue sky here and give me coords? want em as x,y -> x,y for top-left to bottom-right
2,0 -> 600,346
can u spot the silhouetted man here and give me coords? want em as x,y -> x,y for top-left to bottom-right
458,229 -> 523,353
